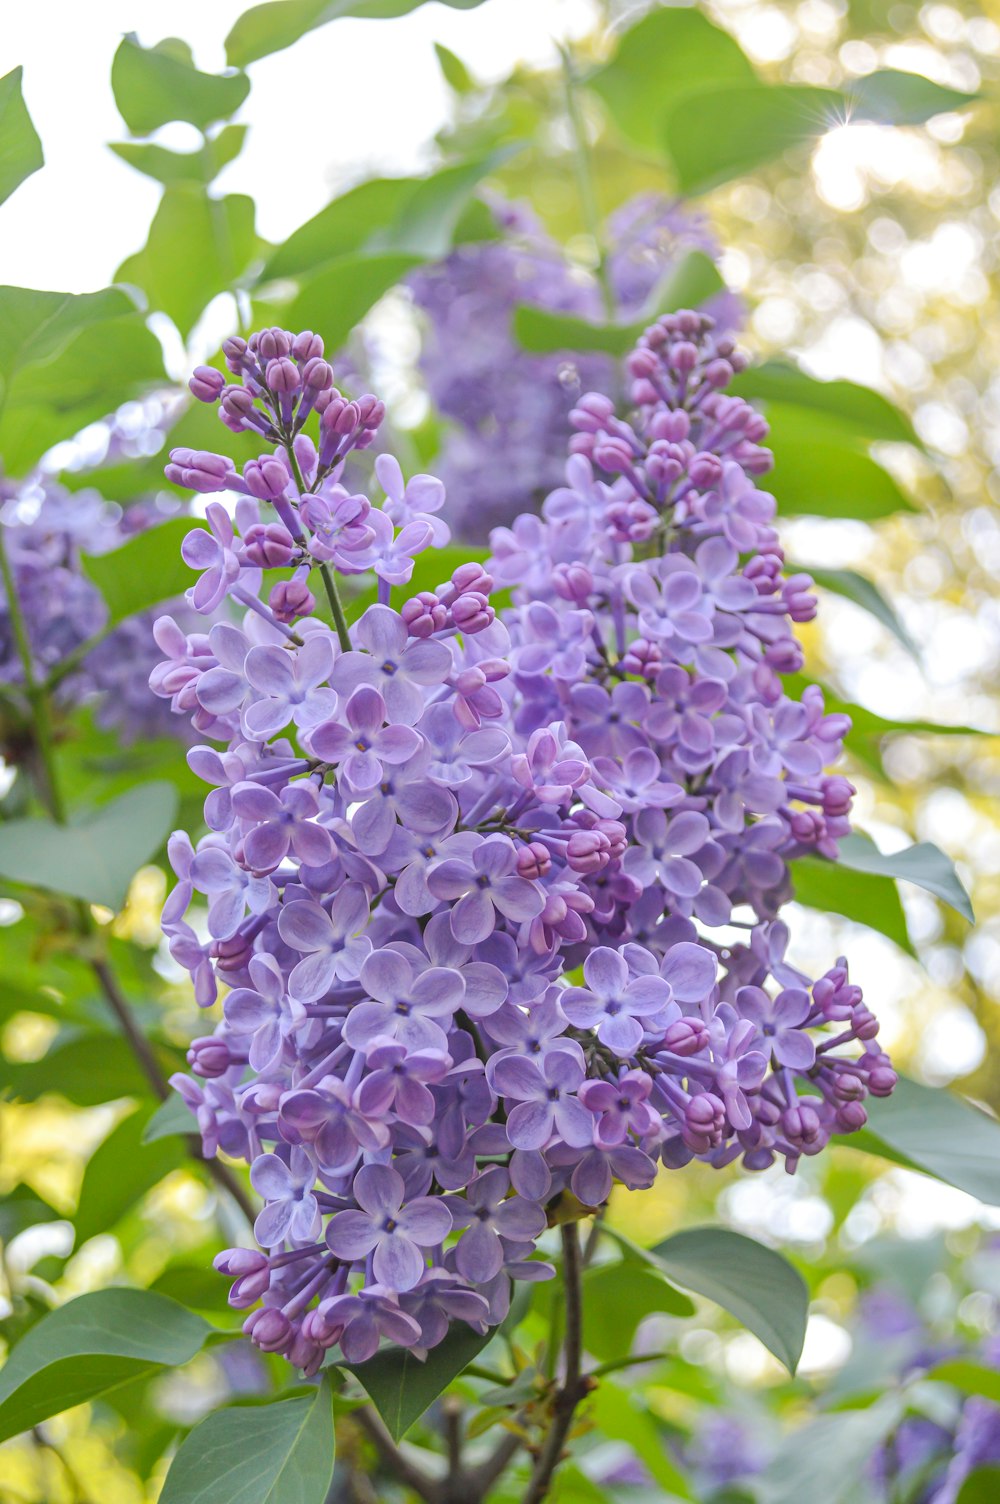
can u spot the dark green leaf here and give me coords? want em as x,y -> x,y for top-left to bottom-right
757,1398 -> 903,1504
117,186 -> 257,338
589,8 -> 757,153
582,1262 -> 694,1362
730,360 -> 921,448
0,68 -> 44,208
159,1384 -> 336,1504
287,252 -> 423,351
148,1263 -> 234,1314
435,42 -> 474,93
74,1106 -> 185,1249
847,69 -> 978,127
514,251 -> 724,356
649,1227 -> 808,1373
143,1093 -> 197,1144
0,1289 -> 210,1444
0,781 -> 179,909
342,1321 -> 496,1441
4,1034 -> 185,1107
226,0 -> 488,69
0,1184 -> 63,1244
956,1470 -> 1000,1504
792,566 -> 919,658
112,35 -> 249,136
110,126 -> 247,187
663,84 -> 846,195
838,832 -> 973,923
80,519 -> 196,628
791,853 -> 914,955
852,1076 -> 1000,1206
764,404 -> 916,520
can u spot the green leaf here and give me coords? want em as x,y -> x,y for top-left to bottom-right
262,152 -> 509,282
0,284 -> 137,388
0,68 -> 44,208
73,1106 -> 185,1249
649,1228 -> 808,1374
926,1360 -> 1000,1404
159,1384 -> 336,1504
589,1383 -> 692,1496
764,404 -> 916,520
4,1033 -> 184,1107
0,311 -> 167,476
589,8 -> 757,154
148,1263 -> 235,1314
80,519 -> 196,628
226,0 -> 488,69
663,84 -> 846,195
0,1289 -> 210,1444
342,1321 -> 496,1441
286,252 -> 423,351
848,68 -> 978,127
143,1093 -> 197,1144
110,126 -> 247,187
756,1398 -> 903,1504
838,832 -> 973,923
730,360 -> 921,448
0,1184 -> 63,1244
435,42 -> 474,93
784,673 -> 984,744
117,186 -> 257,338
794,566 -> 919,658
956,1471 -> 1000,1504
514,251 -> 724,356
0,781 -> 179,910
582,1262 -> 694,1362
851,1075 -> 1000,1206
791,853 -> 914,955
112,35 -> 249,136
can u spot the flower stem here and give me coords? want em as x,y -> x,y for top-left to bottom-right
561,48 -> 615,321
282,439 -> 352,652
520,1223 -> 589,1504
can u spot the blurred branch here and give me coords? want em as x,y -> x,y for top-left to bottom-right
520,1223 -> 589,1504
560,47 -> 614,320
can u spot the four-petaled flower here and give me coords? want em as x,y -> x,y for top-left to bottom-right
325,1163 -> 452,1290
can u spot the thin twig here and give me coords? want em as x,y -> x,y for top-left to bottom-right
520,1224 -> 590,1504
354,1408 -> 441,1503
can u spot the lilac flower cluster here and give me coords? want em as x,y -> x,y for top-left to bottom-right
0,479 -> 194,743
157,314 -> 895,1377
410,193 -> 737,541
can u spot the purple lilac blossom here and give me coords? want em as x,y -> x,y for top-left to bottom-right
410,192 -> 740,541
155,315 -> 895,1378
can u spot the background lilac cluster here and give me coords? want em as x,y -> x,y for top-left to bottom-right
155,312 -> 895,1377
410,193 -> 741,541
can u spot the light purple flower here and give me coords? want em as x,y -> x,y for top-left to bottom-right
251,1147 -> 321,1247
325,1163 -> 452,1290
307,686 -> 421,792
231,779 -> 333,873
376,452 -> 450,547
182,502 -> 240,613
447,1168 -> 546,1282
223,954 -> 306,1071
243,634 -> 337,739
331,605 -> 452,724
427,834 -> 544,944
344,947 -> 465,1053
278,883 -> 372,999
736,985 -> 816,1069
622,807 -> 711,896
562,947 -> 673,1057
492,1052 -> 593,1150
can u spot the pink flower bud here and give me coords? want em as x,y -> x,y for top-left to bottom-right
266,357 -> 301,394
292,330 -> 324,362
269,578 -> 315,623
242,522 -> 295,568
189,365 -> 226,402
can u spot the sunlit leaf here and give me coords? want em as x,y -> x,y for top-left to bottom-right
927,1360 -> 1000,1404
112,35 -> 249,136
80,519 -> 196,628
159,1385 -> 336,1504
663,84 -> 846,195
0,67 -> 44,208
730,360 -> 922,448
0,1184 -> 63,1244
956,1471 -> 1000,1504
582,1262 -> 694,1362
116,186 -> 257,338
0,781 -> 179,909
851,1075 -> 1000,1206
791,852 -> 914,956
589,1383 -> 692,1496
110,125 -> 247,187
286,252 -> 423,350
0,1290 -> 209,1444
847,68 -> 978,126
4,1034 -> 183,1108
226,0 -> 488,69
435,42 -> 474,93
0,284 -> 137,387
764,404 -> 917,520
589,8 -> 757,153
756,1398 -> 904,1504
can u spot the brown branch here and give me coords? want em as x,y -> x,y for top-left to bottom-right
354,1407 -> 441,1503
520,1224 -> 590,1504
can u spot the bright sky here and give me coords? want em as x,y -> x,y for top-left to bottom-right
2,0 -> 599,293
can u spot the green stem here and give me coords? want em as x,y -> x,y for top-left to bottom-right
44,621 -> 116,693
521,1224 -> 588,1504
561,48 -> 615,320
283,440 -> 352,653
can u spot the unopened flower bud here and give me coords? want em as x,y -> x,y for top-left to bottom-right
189,365 -> 226,403
269,578 -> 315,623
242,522 -> 295,568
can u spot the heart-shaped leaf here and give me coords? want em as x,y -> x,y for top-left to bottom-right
158,1384 -> 336,1504
0,781 -> 179,909
0,1289 -> 210,1443
663,84 -> 846,195
112,35 -> 249,136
